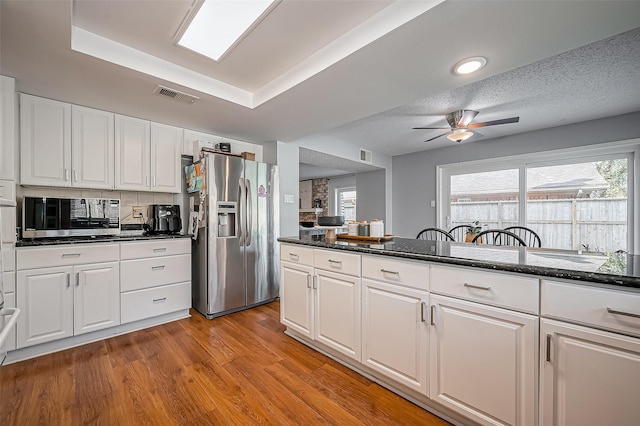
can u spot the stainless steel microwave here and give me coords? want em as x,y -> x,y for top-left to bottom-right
22,197 -> 120,238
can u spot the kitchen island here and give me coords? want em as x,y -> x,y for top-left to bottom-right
278,235 -> 640,426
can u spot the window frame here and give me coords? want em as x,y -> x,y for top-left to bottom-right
437,139 -> 639,252
335,186 -> 357,220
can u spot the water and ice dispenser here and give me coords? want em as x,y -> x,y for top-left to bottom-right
217,202 -> 237,238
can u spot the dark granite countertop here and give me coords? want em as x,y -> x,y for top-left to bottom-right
278,236 -> 640,290
16,234 -> 191,247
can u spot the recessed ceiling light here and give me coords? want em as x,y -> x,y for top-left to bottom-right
453,56 -> 487,75
177,0 -> 278,62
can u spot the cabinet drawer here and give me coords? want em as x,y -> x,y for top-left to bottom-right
2,271 -> 15,293
430,265 -> 539,314
362,255 -> 429,290
120,254 -> 191,292
281,244 -> 314,266
120,238 -> 190,260
121,281 -> 190,324
17,244 -> 119,269
314,249 -> 361,277
542,280 -> 640,337
3,248 -> 15,271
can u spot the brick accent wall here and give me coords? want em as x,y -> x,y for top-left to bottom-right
299,178 -> 328,224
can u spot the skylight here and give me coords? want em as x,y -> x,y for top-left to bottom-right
178,0 -> 277,62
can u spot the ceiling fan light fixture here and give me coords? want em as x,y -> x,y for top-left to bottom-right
447,130 -> 474,143
454,56 -> 487,75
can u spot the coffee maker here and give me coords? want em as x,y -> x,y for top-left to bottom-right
146,204 -> 182,234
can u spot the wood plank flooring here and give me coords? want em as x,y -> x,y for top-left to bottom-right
0,302 -> 450,425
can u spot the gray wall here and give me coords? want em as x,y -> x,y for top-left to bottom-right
264,141 -> 300,237
392,112 -> 640,239
356,169 -> 386,223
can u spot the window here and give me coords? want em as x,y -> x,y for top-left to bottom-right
336,187 -> 356,222
438,142 -> 637,252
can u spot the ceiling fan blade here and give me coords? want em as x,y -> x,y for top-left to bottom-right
467,117 -> 519,129
412,126 -> 451,130
457,110 -> 479,127
424,131 -> 451,142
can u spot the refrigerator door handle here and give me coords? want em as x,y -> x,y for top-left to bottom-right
245,179 -> 252,246
238,178 -> 245,246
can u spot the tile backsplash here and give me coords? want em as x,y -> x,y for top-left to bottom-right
16,186 -> 180,225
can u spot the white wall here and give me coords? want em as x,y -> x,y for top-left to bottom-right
269,141 -> 299,237
392,112 -> 640,239
356,169 -> 386,223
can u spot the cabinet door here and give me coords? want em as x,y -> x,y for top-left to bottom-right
20,94 -> 71,186
72,105 -> 114,189
17,266 -> 74,348
315,269 -> 361,361
362,278 -> 428,394
541,319 -> 640,426
429,294 -> 538,426
74,262 -> 120,335
150,122 -> 182,193
115,114 -> 150,191
280,261 -> 314,339
0,76 -> 16,180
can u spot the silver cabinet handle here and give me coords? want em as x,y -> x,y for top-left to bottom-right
62,253 -> 81,258
66,273 -> 70,288
151,265 -> 165,271
546,334 -> 552,362
312,275 -> 317,289
464,283 -> 492,291
64,169 -> 69,181
153,297 -> 166,303
146,176 -> 150,187
328,259 -> 342,265
430,305 -> 435,326
380,268 -> 399,275
152,247 -> 167,252
607,307 -> 640,319
289,253 -> 299,259
421,302 -> 426,322
76,272 -> 80,287
153,176 -> 157,187
306,274 -> 311,289
74,170 -> 78,182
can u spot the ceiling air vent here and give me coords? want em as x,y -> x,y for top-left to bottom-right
359,148 -> 372,164
153,85 -> 200,104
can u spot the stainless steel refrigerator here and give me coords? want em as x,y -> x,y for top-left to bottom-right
192,152 -> 280,319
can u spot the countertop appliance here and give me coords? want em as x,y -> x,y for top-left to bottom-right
192,152 -> 279,319
0,198 -> 20,364
22,197 -> 120,238
146,204 -> 182,235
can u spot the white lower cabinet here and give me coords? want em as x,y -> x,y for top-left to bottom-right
362,278 -> 428,394
280,245 -> 361,362
429,294 -> 538,426
17,261 -> 120,348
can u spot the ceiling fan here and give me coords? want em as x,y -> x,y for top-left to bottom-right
413,110 -> 519,143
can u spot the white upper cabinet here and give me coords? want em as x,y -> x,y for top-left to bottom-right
0,76 -> 16,181
71,105 -> 114,189
115,115 -> 182,193
20,94 -> 72,186
115,114 -> 150,191
150,122 -> 182,193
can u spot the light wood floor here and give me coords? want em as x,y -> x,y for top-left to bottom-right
0,302 -> 450,425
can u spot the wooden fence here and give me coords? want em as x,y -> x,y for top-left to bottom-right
451,198 -> 627,252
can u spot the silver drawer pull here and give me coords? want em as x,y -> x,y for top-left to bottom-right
153,247 -> 167,252
607,307 -> 640,319
380,268 -> 399,275
151,265 -> 165,271
464,283 -> 492,291
289,253 -> 299,259
62,253 -> 81,258
153,297 -> 167,303
328,259 -> 342,265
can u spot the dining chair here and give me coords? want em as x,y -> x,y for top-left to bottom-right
416,228 -> 455,241
448,225 -> 472,242
471,229 -> 526,246
504,226 -> 542,247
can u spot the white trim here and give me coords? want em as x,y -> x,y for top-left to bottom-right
436,139 -> 640,252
